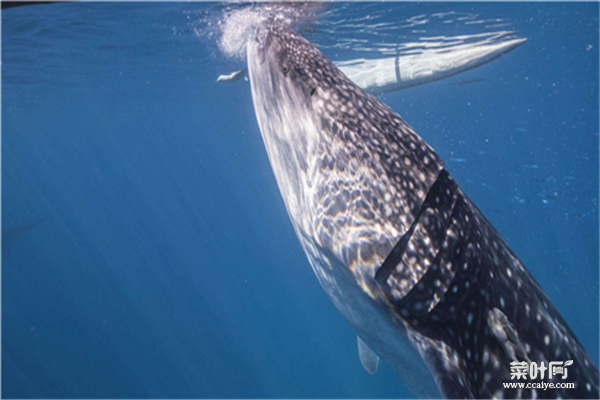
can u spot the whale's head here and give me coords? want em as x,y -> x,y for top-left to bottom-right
247,22 -> 444,302
246,22 -> 354,257
250,23 -> 314,99
247,22 -> 336,117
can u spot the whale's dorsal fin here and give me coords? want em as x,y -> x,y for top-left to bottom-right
357,336 -> 379,375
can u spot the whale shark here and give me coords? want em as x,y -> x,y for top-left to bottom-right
247,22 -> 599,399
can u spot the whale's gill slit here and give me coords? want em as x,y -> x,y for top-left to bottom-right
374,216 -> 419,286
375,169 -> 455,289
395,193 -> 475,322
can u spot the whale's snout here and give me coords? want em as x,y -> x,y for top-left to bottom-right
249,21 -> 277,66
255,20 -> 271,48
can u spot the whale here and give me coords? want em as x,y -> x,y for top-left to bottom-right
247,22 -> 599,399
336,37 -> 526,94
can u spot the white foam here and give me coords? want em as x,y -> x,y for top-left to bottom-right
196,3 -> 323,61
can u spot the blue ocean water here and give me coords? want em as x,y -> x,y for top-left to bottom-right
2,2 -> 598,398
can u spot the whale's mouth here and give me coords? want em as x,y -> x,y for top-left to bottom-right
249,21 -> 280,68
253,22 -> 273,65
255,21 -> 271,47
248,22 -> 318,109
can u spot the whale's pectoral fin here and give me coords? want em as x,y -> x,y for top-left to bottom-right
357,336 -> 379,375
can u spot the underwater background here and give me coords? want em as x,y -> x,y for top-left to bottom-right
2,2 -> 598,398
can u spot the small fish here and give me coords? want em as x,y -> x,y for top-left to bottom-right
531,177 -> 548,183
481,182 -> 494,190
448,78 -> 484,86
511,196 -> 526,204
216,68 -> 248,83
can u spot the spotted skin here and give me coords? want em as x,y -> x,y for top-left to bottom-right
247,22 -> 599,399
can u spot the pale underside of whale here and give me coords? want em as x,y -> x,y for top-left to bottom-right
217,37 -> 526,94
